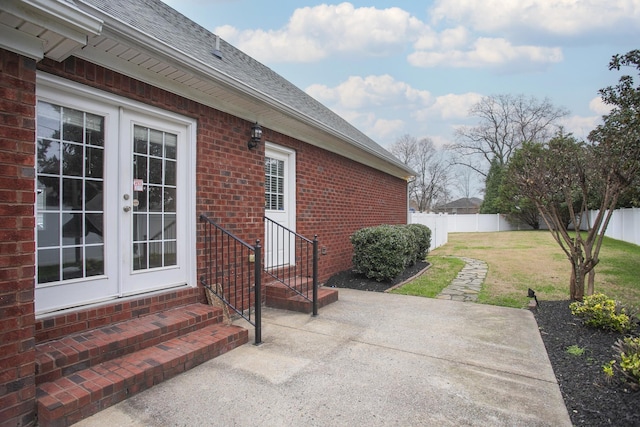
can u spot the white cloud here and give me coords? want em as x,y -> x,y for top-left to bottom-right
372,119 -> 406,140
413,92 -> 484,121
430,0 -> 640,39
306,75 -> 432,110
215,2 -> 426,63
408,37 -> 563,69
560,115 -> 603,140
589,96 -> 613,115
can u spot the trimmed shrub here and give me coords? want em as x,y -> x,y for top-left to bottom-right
569,293 -> 634,333
405,223 -> 432,262
350,224 -> 431,282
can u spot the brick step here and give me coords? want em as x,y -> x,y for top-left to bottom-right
265,276 -> 314,300
35,303 -> 224,386
36,323 -> 248,427
265,281 -> 338,313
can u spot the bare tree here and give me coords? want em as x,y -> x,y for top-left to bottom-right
454,165 -> 480,200
453,94 -> 569,176
389,134 -> 450,212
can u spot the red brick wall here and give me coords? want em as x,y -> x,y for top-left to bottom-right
263,132 -> 408,282
0,49 -> 37,427
37,56 -> 408,286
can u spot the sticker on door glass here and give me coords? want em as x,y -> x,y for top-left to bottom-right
133,179 -> 144,192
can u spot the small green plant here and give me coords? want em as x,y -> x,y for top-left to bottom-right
569,293 -> 633,333
603,337 -> 640,390
566,345 -> 585,356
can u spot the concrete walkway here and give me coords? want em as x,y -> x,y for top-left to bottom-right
436,257 -> 488,302
75,288 -> 571,427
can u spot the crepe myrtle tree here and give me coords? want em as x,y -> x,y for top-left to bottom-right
504,50 -> 640,300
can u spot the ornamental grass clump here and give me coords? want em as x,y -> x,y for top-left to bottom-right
604,337 -> 640,391
569,293 -> 634,333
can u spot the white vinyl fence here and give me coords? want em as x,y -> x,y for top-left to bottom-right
410,208 -> 640,249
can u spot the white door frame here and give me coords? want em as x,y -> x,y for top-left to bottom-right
35,73 -> 197,315
264,142 -> 296,268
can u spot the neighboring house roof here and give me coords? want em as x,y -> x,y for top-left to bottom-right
0,0 -> 415,179
436,197 -> 483,210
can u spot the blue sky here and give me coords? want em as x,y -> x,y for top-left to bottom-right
160,0 -> 639,193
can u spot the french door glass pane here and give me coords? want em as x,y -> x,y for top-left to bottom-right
132,125 -> 178,271
36,101 -> 105,285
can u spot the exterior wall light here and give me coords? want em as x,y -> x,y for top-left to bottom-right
248,122 -> 262,149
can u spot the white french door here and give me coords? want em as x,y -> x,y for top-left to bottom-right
35,76 -> 195,315
119,112 -> 189,295
264,144 -> 296,269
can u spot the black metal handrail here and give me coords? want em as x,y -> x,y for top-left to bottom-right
199,214 -> 261,344
264,216 -> 319,316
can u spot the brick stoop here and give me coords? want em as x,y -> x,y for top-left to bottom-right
35,303 -> 248,427
265,278 -> 338,313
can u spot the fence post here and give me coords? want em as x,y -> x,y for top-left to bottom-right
254,240 -> 262,345
312,235 -> 319,317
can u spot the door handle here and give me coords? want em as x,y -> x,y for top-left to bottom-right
123,206 -> 131,212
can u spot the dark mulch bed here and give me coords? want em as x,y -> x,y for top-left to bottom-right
326,266 -> 640,426
324,261 -> 429,292
533,300 -> 640,426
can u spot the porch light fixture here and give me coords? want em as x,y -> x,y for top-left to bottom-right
248,122 -> 262,150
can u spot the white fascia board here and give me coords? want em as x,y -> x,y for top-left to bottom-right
17,0 -> 102,39
0,22 -> 43,60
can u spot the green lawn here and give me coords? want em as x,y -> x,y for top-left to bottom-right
390,256 -> 465,298
395,231 -> 640,309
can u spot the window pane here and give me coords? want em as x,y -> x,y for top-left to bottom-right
134,126 -> 148,154
62,178 -> 83,210
62,247 -> 83,280
134,155 -> 147,181
38,213 -> 60,247
149,158 -> 163,184
86,147 -> 104,178
62,142 -> 83,176
62,212 -> 83,244
149,186 -> 163,212
164,241 -> 177,266
134,186 -> 148,212
165,160 -> 176,186
85,214 -> 103,244
133,214 -> 147,242
165,133 -> 177,159
133,243 -> 148,270
62,108 -> 84,143
38,102 -> 61,139
149,129 -> 163,156
165,214 -> 176,239
38,248 -> 60,284
149,242 -> 163,268
85,113 -> 104,147
149,214 -> 163,241
85,245 -> 104,277
38,176 -> 60,210
85,181 -> 103,211
164,188 -> 176,212
38,139 -> 60,174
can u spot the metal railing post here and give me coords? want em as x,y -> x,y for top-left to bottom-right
312,235 -> 318,317
253,239 -> 262,345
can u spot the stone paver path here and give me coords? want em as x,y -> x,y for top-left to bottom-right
436,257 -> 487,302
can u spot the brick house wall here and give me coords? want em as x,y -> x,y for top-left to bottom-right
37,56 -> 408,284
0,48 -> 37,427
0,50 -> 407,425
